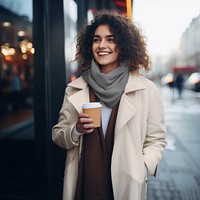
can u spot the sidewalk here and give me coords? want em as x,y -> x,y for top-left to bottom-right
147,87 -> 200,200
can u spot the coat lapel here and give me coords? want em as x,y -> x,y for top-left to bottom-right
115,94 -> 137,131
115,73 -> 146,131
68,77 -> 89,113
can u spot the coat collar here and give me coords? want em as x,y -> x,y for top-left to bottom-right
124,72 -> 146,93
68,76 -> 87,90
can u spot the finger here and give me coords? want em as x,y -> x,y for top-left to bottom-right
76,122 -> 94,133
82,123 -> 95,130
79,112 -> 90,118
84,128 -> 95,134
79,117 -> 93,124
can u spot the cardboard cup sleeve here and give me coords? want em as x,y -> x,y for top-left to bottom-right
82,102 -> 102,128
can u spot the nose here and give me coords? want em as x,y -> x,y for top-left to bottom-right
98,39 -> 106,48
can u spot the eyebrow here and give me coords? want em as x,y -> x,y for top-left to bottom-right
93,34 -> 114,38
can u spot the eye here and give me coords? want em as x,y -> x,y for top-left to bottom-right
107,37 -> 115,43
93,37 -> 100,43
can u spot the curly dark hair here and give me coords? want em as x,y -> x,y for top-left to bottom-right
75,10 -> 151,72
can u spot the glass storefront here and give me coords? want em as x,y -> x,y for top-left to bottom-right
0,0 -> 34,137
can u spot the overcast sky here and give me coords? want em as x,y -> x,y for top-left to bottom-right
133,0 -> 200,56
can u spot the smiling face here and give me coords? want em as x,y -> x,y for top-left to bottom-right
92,24 -> 119,74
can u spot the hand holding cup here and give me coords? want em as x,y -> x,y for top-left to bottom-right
76,102 -> 102,134
82,102 -> 102,128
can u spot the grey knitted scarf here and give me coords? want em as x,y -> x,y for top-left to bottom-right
82,60 -> 129,108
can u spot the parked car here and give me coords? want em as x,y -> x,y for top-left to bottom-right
185,72 -> 200,92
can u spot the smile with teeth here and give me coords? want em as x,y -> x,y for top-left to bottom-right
98,52 -> 111,56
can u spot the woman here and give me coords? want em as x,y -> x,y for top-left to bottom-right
52,11 -> 167,200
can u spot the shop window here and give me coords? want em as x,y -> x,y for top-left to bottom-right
0,0 -> 34,137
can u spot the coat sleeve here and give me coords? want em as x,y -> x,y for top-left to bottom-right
52,87 -> 80,150
143,84 -> 167,176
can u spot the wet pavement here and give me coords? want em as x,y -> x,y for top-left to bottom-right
147,86 -> 200,200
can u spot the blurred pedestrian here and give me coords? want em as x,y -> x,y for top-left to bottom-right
175,73 -> 184,98
167,74 -> 175,91
52,10 -> 167,200
166,73 -> 175,101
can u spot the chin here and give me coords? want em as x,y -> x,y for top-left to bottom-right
96,59 -> 110,65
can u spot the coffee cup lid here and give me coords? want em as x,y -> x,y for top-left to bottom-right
82,102 -> 102,109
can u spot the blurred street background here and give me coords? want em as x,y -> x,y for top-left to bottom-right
0,0 -> 200,199
148,85 -> 200,200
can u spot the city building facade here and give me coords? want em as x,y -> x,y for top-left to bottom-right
179,14 -> 200,72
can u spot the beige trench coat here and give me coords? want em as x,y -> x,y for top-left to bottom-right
52,73 -> 167,200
